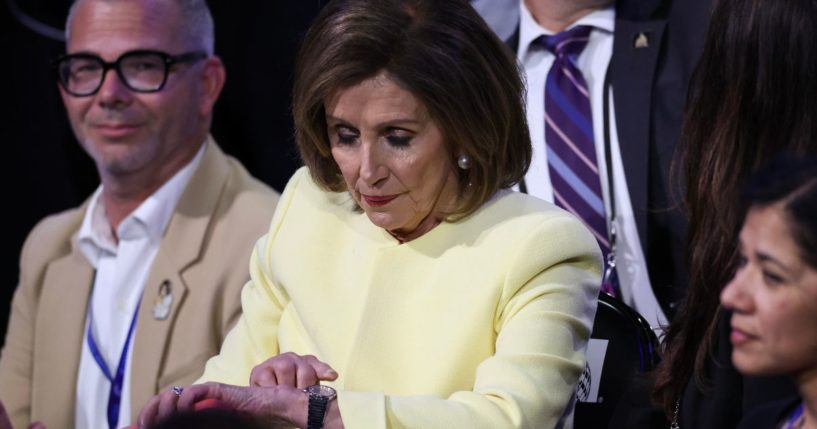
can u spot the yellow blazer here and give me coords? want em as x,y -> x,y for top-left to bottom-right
200,167 -> 602,429
0,140 -> 280,429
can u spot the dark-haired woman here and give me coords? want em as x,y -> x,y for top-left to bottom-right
722,158 -> 817,429
653,0 -> 817,426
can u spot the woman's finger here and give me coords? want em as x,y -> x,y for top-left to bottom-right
137,393 -> 163,428
248,352 -> 339,389
177,383 -> 219,411
250,367 -> 278,387
0,402 -> 10,429
270,357 -> 297,387
155,389 -> 182,424
304,355 -> 339,380
295,363 -> 319,388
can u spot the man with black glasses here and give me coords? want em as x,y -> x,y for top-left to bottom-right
0,1 -> 279,428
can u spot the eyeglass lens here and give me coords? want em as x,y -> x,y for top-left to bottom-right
60,52 -> 167,95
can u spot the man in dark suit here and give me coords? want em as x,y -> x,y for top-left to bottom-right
473,0 -> 710,328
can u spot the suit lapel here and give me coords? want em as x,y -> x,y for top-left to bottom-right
505,25 -> 520,53
129,139 -> 230,414
33,242 -> 93,428
505,5 -> 668,238
610,17 -> 666,251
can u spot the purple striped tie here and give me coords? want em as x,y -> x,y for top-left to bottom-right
541,26 -> 616,296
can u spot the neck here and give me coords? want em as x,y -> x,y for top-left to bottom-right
98,140 -> 202,237
387,170 -> 460,243
524,0 -> 611,32
799,370 -> 817,429
99,184 -> 154,238
388,215 -> 443,244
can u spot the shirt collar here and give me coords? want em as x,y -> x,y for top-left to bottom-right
517,0 -> 615,60
77,141 -> 208,266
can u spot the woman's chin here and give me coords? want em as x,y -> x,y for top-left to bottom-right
732,351 -> 780,377
366,212 -> 402,232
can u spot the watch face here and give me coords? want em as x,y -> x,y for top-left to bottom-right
305,384 -> 337,399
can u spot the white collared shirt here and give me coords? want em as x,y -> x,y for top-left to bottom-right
74,142 -> 206,429
516,1 -> 667,328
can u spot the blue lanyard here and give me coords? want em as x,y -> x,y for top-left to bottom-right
783,402 -> 804,429
85,301 -> 141,429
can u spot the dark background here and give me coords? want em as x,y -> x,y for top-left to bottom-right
1,1 -> 322,346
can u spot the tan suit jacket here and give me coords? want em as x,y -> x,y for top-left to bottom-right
0,140 -> 280,429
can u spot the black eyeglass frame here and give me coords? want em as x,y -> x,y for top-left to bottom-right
53,49 -> 208,97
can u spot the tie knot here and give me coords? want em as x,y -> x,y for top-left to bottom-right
540,25 -> 592,57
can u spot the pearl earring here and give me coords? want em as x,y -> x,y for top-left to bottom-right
457,154 -> 472,170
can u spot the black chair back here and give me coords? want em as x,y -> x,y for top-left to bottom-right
573,293 -> 659,428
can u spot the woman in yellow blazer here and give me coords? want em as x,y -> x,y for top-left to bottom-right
138,0 -> 602,428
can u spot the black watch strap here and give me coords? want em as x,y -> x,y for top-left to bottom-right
307,394 -> 330,429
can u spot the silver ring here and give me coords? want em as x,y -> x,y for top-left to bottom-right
171,386 -> 183,396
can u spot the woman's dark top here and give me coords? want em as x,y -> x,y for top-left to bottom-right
606,312 -> 797,429
679,313 -> 797,429
736,396 -> 801,429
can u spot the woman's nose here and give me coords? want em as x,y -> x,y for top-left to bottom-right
720,266 -> 752,313
359,143 -> 388,186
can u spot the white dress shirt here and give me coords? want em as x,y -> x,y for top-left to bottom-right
74,143 -> 206,429
516,1 -> 667,328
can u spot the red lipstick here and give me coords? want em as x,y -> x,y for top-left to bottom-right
362,194 -> 398,207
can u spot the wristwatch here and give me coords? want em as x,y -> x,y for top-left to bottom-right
304,384 -> 337,429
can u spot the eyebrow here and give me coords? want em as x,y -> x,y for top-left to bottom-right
325,116 -> 351,126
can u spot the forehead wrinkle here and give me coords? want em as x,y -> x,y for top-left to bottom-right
371,73 -> 432,122
327,71 -> 432,124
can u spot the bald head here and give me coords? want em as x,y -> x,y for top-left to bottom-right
66,0 -> 215,54
58,0 -> 227,203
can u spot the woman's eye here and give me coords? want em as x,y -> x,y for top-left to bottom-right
337,133 -> 357,144
332,126 -> 358,145
762,270 -> 784,286
385,129 -> 413,147
386,135 -> 411,147
382,126 -> 414,147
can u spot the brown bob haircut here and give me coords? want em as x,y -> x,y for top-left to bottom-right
292,0 -> 531,218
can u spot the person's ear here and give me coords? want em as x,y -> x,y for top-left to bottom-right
197,55 -> 226,117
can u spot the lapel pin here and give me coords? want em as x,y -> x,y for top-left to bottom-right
152,280 -> 173,320
633,32 -> 650,49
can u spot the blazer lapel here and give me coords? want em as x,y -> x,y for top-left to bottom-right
610,17 -> 666,251
32,243 -> 93,428
129,139 -> 230,414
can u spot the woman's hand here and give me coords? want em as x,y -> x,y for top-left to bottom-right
0,402 -> 10,429
137,382 -> 307,429
250,352 -> 337,388
137,353 -> 338,428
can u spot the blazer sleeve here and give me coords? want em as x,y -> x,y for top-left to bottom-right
0,282 -> 35,429
0,226 -> 47,429
336,214 -> 602,429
